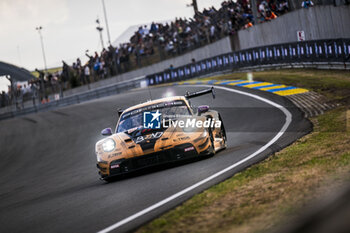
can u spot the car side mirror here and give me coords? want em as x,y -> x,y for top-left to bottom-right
101,128 -> 112,136
197,105 -> 209,115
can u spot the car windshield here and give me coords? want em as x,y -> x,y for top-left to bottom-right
117,100 -> 191,133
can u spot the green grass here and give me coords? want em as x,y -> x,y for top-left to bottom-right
137,108 -> 350,233
136,69 -> 350,233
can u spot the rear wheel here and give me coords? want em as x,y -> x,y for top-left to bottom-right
207,118 -> 216,156
219,114 -> 227,149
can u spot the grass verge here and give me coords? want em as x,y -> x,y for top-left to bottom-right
136,69 -> 350,233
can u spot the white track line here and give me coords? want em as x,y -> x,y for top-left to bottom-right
98,85 -> 292,233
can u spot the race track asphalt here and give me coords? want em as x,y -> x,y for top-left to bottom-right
0,84 -> 312,233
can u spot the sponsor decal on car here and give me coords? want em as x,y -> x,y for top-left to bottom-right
135,132 -> 164,144
143,109 -> 221,130
162,118 -> 221,129
111,164 -> 120,169
108,152 -> 122,159
184,146 -> 195,152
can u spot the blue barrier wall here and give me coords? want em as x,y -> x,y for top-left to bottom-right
146,38 -> 350,85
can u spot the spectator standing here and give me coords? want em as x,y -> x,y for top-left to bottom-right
84,65 -> 91,84
301,0 -> 314,8
15,84 -> 23,110
30,81 -> 38,107
1,91 -> 9,108
0,91 -> 4,108
210,25 -> 216,42
259,1 -> 268,17
143,25 -> 149,36
76,58 -> 81,68
150,22 -> 157,33
51,73 -> 59,93
61,61 -> 69,90
93,60 -> 100,81
22,84 -> 29,95
277,0 -> 289,14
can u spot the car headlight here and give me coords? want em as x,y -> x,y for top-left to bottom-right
102,139 -> 116,152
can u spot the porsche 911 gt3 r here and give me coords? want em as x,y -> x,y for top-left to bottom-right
95,87 -> 226,181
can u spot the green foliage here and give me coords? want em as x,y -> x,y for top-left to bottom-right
136,109 -> 350,233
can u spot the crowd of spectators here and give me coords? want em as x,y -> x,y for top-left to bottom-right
0,70 -> 61,110
1,0 -> 290,109
110,0 -> 290,67
57,0 -> 289,89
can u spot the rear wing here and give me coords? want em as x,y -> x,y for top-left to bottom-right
117,87 -> 215,116
185,87 -> 215,99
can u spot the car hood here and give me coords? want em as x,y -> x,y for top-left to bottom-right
96,117 -> 205,161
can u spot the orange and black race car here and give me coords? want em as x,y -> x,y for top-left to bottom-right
95,87 -> 226,181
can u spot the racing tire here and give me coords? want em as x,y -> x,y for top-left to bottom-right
207,118 -> 216,156
219,114 -> 227,149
